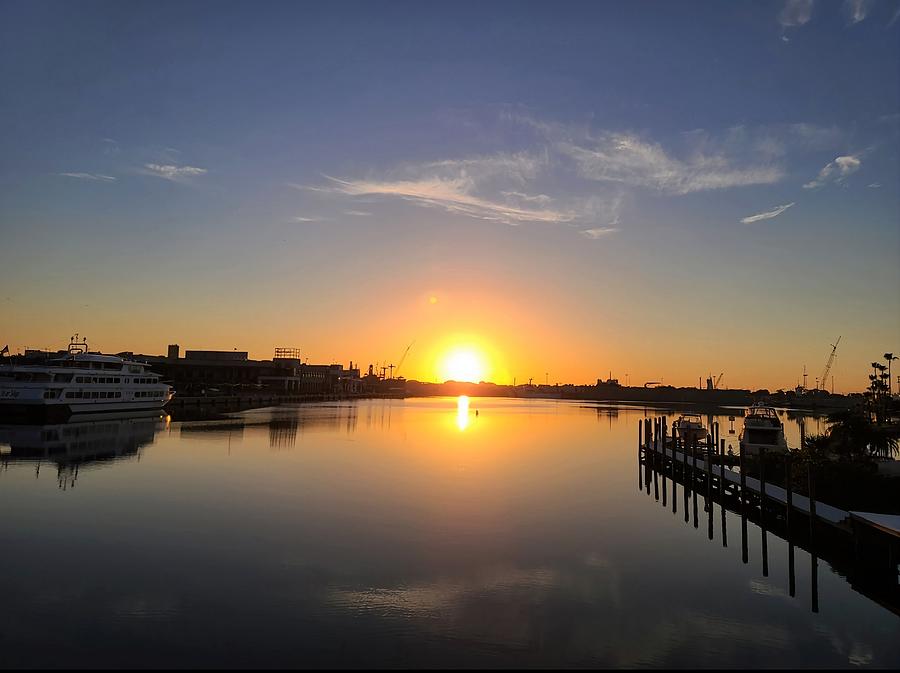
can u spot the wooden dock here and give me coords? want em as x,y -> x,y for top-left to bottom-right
638,415 -> 900,615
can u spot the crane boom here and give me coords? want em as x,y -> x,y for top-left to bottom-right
714,372 -> 724,389
820,336 -> 841,390
394,340 -> 415,378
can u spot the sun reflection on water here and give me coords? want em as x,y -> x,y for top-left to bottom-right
456,395 -> 470,431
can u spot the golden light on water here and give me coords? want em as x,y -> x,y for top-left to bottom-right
456,395 -> 470,431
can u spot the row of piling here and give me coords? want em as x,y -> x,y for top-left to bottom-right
638,415 -> 821,612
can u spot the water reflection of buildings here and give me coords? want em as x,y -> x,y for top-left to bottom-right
175,404 -> 360,450
593,405 -> 620,426
364,399 -> 397,433
0,412 -> 165,490
267,405 -> 359,448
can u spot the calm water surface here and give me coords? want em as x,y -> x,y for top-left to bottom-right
0,398 -> 897,668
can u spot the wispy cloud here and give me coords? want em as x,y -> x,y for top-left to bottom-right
142,163 -> 207,182
740,202 -> 795,224
344,210 -> 372,217
803,155 -> 861,188
558,132 -> 783,195
779,0 -> 814,27
867,182 -> 882,188
57,172 -> 116,182
845,0 -> 870,24
889,5 -> 900,27
319,175 -> 575,225
305,115 -> 812,236
788,123 -> 844,149
580,227 -> 619,239
300,149 -> 578,226
292,215 -> 327,222
501,190 -> 553,205
422,152 -> 544,184
101,138 -> 120,156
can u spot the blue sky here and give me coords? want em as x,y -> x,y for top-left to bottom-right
1,0 -> 898,390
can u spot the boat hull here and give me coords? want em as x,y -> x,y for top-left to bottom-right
0,399 -> 168,421
675,427 -> 706,445
739,440 -> 789,456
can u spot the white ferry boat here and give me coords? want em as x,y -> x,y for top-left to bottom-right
0,337 -> 173,416
739,403 -> 788,456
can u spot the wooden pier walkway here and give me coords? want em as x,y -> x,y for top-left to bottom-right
655,443 -> 849,527
638,415 -> 852,529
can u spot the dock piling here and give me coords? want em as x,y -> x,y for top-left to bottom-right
809,462 -> 819,613
739,442 -> 748,564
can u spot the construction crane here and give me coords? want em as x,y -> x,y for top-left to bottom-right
394,340 -> 415,379
705,372 -> 724,389
819,336 -> 841,391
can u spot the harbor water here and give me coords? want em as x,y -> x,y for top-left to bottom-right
0,398 -> 896,668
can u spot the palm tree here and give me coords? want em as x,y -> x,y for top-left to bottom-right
885,353 -> 897,396
798,433 -> 832,462
825,407 -> 899,459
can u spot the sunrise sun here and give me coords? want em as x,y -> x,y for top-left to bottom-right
438,346 -> 488,383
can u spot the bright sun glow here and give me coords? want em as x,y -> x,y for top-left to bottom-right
439,347 -> 487,383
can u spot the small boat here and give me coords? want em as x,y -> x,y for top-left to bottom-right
673,414 -> 706,445
0,336 -> 173,418
739,404 -> 788,456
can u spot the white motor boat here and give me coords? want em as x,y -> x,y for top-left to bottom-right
673,414 -> 706,445
739,404 -> 788,456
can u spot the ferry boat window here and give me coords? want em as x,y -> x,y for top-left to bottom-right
54,374 -> 74,382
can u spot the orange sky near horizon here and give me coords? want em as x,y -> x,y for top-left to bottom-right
3,279 -> 896,394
